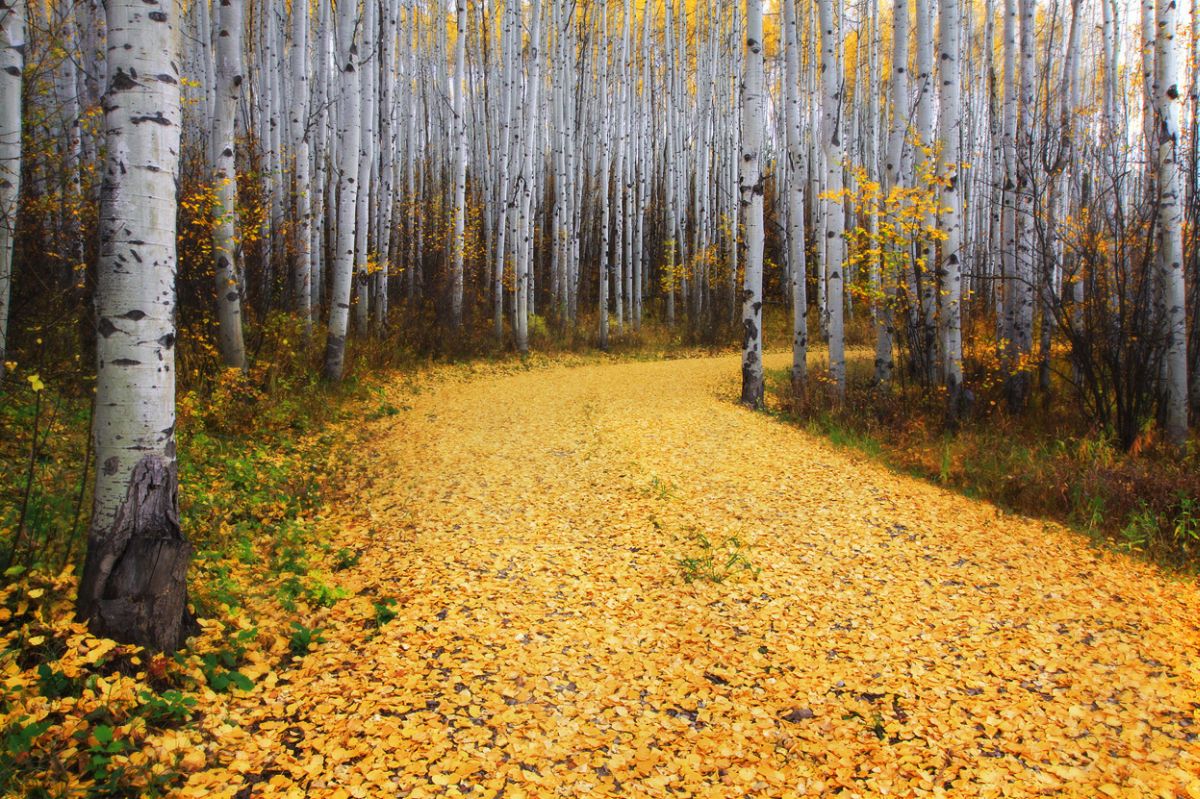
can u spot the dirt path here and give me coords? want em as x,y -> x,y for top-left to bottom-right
180,354 -> 1200,799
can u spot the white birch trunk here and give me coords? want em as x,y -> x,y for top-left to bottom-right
739,0 -> 765,407
291,0 -> 313,337
0,0 -> 21,380
211,0 -> 247,370
450,0 -> 468,329
79,0 -> 192,652
818,0 -> 846,398
878,0 -> 907,386
321,0 -> 361,381
783,0 -> 808,397
938,0 -> 965,412
1155,0 -> 1189,446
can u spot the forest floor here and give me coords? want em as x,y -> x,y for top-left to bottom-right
173,352 -> 1200,799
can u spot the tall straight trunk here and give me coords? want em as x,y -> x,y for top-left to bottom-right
938,0 -> 965,413
53,3 -> 84,297
450,0 -> 468,329
321,0 -> 362,381
783,0 -> 808,399
0,0 -> 21,381
818,0 -> 846,399
914,0 -> 937,384
598,1 -> 611,350
1155,0 -> 1189,446
1008,0 -> 1037,410
493,0 -> 516,340
291,0 -> 313,339
353,0 -> 376,335
78,0 -> 193,653
739,0 -> 765,408
211,0 -> 247,370
1001,0 -> 1020,394
878,0 -> 907,386
310,0 -> 332,321
515,0 -> 543,353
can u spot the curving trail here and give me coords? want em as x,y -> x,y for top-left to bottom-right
181,354 -> 1200,799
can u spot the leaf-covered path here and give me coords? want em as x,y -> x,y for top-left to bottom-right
182,354 -> 1200,799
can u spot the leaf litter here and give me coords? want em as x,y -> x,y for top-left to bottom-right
171,353 -> 1200,798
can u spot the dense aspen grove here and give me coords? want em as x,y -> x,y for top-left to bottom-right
3,1 -> 1200,794
0,0 -> 1194,405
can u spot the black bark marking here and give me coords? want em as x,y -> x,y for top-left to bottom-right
111,358 -> 141,366
110,69 -> 138,91
130,112 -> 171,126
97,317 -> 118,338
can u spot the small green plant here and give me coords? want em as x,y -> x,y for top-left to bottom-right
677,531 -> 761,584
289,622 -> 325,658
332,547 -> 361,571
81,723 -> 131,795
647,475 -> 677,501
1172,496 -> 1200,546
367,402 -> 403,421
1120,502 -> 1158,553
136,690 -> 197,729
196,628 -> 257,693
1071,488 -> 1106,534
372,597 -> 399,627
1,716 -> 54,783
305,578 -> 347,608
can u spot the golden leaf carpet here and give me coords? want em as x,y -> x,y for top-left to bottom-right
179,353 -> 1200,798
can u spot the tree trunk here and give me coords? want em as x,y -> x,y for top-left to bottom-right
878,0 -> 907,387
0,0 -> 22,382
938,0 -> 965,418
321,0 -> 362,382
211,0 -> 248,371
450,0 -> 468,329
1155,0 -> 1189,447
818,0 -> 846,400
783,0 -> 808,402
78,0 -> 194,653
739,0 -> 765,408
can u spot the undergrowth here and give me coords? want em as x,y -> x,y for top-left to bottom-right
0,315 -> 382,797
765,356 -> 1200,571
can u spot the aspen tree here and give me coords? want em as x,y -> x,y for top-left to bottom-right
783,0 -> 808,400
739,0 -> 765,408
353,0 -> 376,334
322,0 -> 362,382
914,0 -> 937,384
0,0 -> 21,380
78,0 -> 192,652
211,0 -> 248,371
878,0 -> 907,387
1008,0 -> 1037,410
450,0 -> 468,329
516,0 -> 544,354
938,0 -> 965,414
818,0 -> 846,399
1154,0 -> 1189,447
494,0 -> 516,341
291,0 -> 313,338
